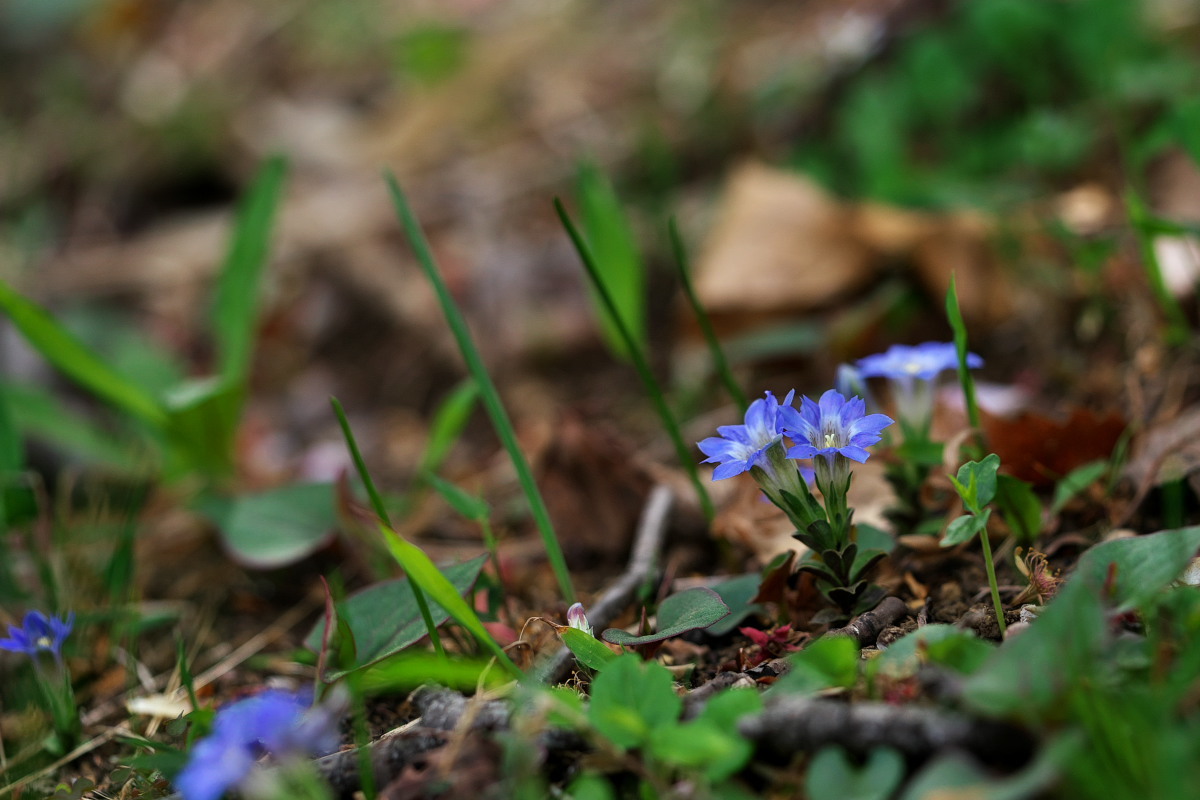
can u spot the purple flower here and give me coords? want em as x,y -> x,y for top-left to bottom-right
175,689 -> 340,800
781,390 -> 894,466
856,342 -> 982,381
698,390 -> 794,481
0,611 -> 74,662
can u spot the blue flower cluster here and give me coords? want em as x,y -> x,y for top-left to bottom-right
175,689 -> 340,800
699,389 -> 892,487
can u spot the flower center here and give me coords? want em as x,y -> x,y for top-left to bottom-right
903,360 -> 922,375
824,432 -> 838,448
36,636 -> 52,649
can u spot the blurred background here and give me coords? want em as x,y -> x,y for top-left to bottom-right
3,0 -> 1200,535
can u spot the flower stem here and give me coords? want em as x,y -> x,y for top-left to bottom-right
978,526 -> 1008,638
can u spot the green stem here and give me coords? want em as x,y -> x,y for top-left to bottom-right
331,397 -> 445,658
945,274 -> 985,458
978,525 -> 1008,638
386,176 -> 576,604
556,199 -> 715,522
668,218 -> 748,413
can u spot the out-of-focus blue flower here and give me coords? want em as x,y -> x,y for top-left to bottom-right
856,342 -> 981,381
698,390 -> 794,481
175,689 -> 340,800
856,342 -> 982,433
0,611 -> 74,662
781,390 -> 893,466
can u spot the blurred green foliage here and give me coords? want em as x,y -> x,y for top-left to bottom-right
794,0 -> 1199,207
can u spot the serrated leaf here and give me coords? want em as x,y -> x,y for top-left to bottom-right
304,554 -> 487,681
601,587 -> 730,646
806,746 -> 904,800
587,654 -> 681,749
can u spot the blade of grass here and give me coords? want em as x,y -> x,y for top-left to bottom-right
331,396 -> 444,658
211,155 -> 288,386
945,274 -> 985,458
385,174 -> 576,605
0,280 -> 166,429
417,378 -> 478,475
668,217 -> 748,413
379,523 -> 522,679
556,199 -> 715,522
575,160 -> 646,361
1126,190 -> 1190,347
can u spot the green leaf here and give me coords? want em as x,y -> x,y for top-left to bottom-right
587,654 -> 681,749
649,689 -> 762,781
0,280 -> 166,429
575,161 -> 646,361
996,473 -> 1042,543
953,454 -> 1001,510
303,554 -> 488,681
806,746 -> 904,800
963,579 -> 1107,719
2,380 -> 145,471
1072,526 -> 1200,610
1050,460 -> 1107,516
357,652 -> 503,694
211,156 -> 287,388
163,377 -> 241,478
425,473 -> 489,522
665,688 -> 762,781
941,512 -> 985,547
197,482 -> 338,569
379,524 -> 522,678
559,626 -> 619,671
0,382 -> 23,473
870,625 -> 992,679
771,634 -> 860,695
706,574 -> 767,636
417,378 -> 477,474
601,587 -> 730,646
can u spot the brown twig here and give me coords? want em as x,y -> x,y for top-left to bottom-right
535,484 -> 673,682
824,596 -> 908,647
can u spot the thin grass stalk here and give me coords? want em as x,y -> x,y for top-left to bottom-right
945,274 -> 984,457
330,397 -> 445,658
668,218 -> 748,413
385,175 -> 577,605
556,200 -> 715,522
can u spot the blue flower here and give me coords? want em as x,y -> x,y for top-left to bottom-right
856,342 -> 982,433
781,390 -> 894,466
856,342 -> 982,381
0,611 -> 74,662
175,689 -> 340,800
698,390 -> 794,480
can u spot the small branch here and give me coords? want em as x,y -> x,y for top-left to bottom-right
824,596 -> 908,647
740,696 -> 1034,767
535,484 -> 673,682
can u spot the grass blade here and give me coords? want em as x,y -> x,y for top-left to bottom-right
331,396 -> 444,658
945,274 -> 984,456
1126,190 -> 1190,347
211,155 -> 288,386
385,174 -> 577,604
0,280 -> 166,429
380,523 -> 523,679
668,217 -> 748,413
575,161 -> 646,361
418,378 -> 478,474
556,198 -> 715,522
